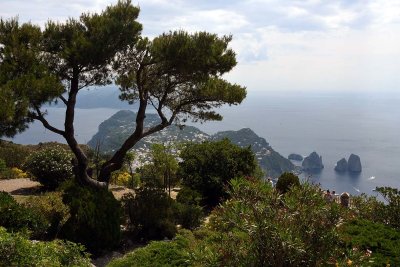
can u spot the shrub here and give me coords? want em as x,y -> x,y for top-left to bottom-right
350,193 -> 386,223
0,158 -> 6,173
175,187 -> 204,229
0,191 -> 47,238
198,178 -> 347,266
24,146 -> 73,189
123,187 -> 177,240
60,181 -> 122,254
107,230 -> 194,267
174,203 -> 203,230
1,167 -> 28,179
0,141 -> 30,168
176,186 -> 202,206
0,227 -> 91,267
24,192 -> 70,239
275,172 -> 300,193
340,219 -> 400,266
111,171 -> 141,188
178,139 -> 257,208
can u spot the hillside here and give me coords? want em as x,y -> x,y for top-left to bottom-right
87,110 -> 295,178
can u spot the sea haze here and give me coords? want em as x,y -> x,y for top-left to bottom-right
9,90 -> 400,196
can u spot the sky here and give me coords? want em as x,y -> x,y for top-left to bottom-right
1,0 -> 400,93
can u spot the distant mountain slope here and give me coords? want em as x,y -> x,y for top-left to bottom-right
87,110 -> 294,177
211,128 -> 295,177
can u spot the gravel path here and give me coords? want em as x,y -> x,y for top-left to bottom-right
0,178 -> 41,194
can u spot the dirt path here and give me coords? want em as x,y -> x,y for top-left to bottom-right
0,178 -> 41,195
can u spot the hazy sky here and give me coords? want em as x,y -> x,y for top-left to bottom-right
1,0 -> 399,93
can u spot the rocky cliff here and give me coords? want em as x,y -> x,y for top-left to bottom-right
302,151 -> 324,171
348,154 -> 362,172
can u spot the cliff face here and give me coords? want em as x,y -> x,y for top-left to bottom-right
334,158 -> 348,172
302,152 -> 324,171
88,111 -> 294,178
348,154 -> 362,172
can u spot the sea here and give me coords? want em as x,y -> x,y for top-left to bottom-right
8,90 -> 400,197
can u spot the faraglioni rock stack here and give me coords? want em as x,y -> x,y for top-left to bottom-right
334,158 -> 348,172
348,154 -> 362,172
302,152 -> 324,171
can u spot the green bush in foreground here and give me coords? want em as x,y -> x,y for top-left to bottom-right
109,178 -> 364,267
123,187 -> 177,240
60,181 -> 122,254
25,192 -> 70,239
107,230 -> 194,267
340,219 -> 400,266
24,146 -> 73,189
0,191 -> 47,238
0,227 -> 90,267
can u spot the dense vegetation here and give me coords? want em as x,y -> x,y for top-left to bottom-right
1,137 -> 400,266
1,1 -> 399,266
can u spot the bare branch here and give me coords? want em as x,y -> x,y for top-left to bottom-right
59,95 -> 68,105
32,106 -> 65,136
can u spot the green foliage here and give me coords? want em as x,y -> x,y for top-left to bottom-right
0,1 -> 142,138
196,178 -> 344,266
340,219 -> 400,266
178,139 -> 257,208
376,186 -> 400,229
24,192 -> 70,239
176,186 -> 202,206
276,172 -> 300,193
174,202 -> 204,230
175,187 -> 204,229
60,181 -> 122,254
0,159 -> 6,173
107,230 -> 194,267
350,193 -> 386,223
24,145 -> 73,189
111,178 -> 356,266
0,227 -> 91,267
0,140 -> 31,168
0,191 -> 47,238
116,31 -> 246,125
122,187 -> 177,240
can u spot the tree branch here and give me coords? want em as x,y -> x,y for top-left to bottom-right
59,95 -> 68,105
32,106 -> 65,136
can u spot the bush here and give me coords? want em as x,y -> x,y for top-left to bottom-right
275,172 -> 300,193
24,192 -> 70,239
1,167 -> 28,179
198,178 -> 347,266
123,187 -> 177,240
107,230 -> 194,267
24,146 -> 73,189
340,219 -> 400,266
0,191 -> 47,238
175,187 -> 204,229
0,141 -> 30,168
175,203 -> 203,230
176,186 -> 202,206
60,181 -> 122,254
0,227 -> 91,267
178,139 -> 257,208
0,158 -> 6,173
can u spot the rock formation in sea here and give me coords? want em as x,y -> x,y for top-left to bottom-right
288,153 -> 303,161
334,158 -> 348,172
348,154 -> 362,172
302,152 -> 324,171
